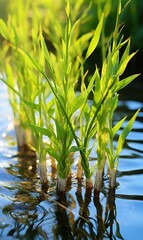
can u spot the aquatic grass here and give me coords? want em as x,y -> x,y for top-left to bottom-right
107,106 -> 140,187
0,0 -> 140,192
92,0 -> 140,190
0,1 -> 54,187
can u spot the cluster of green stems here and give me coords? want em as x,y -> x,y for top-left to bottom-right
0,0 -> 139,191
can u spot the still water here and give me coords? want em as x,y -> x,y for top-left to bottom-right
0,82 -> 143,239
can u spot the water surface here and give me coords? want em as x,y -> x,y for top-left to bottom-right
0,82 -> 143,239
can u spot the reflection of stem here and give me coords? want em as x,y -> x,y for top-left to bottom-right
104,188 -> 116,238
54,192 -> 72,240
81,188 -> 92,218
73,187 -> 95,238
93,190 -> 104,239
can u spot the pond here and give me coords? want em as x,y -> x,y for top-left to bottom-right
0,82 -> 143,239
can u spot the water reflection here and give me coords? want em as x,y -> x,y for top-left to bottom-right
53,192 -> 73,239
1,151 -> 124,240
1,150 -> 49,239
73,188 -> 96,239
0,97 -> 143,239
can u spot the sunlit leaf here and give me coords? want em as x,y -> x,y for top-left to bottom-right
0,19 -> 9,40
40,34 -> 53,73
45,143 -> 60,161
116,74 -> 140,91
117,52 -> 137,76
28,124 -> 56,142
112,116 -> 127,137
22,100 -> 40,112
116,109 -> 140,156
85,14 -> 104,59
0,78 -> 21,98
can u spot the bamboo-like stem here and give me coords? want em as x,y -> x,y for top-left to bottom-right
51,157 -> 57,175
38,161 -> 48,189
57,176 -> 67,192
77,158 -> 83,179
85,178 -> 93,189
94,169 -> 103,191
109,169 -> 116,188
14,120 -> 33,148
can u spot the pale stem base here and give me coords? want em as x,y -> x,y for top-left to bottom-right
94,169 -> 103,191
57,176 -> 67,192
109,169 -> 116,188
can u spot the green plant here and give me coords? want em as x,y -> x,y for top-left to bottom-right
92,1 -> 140,190
0,0 -> 140,192
0,0 -> 54,187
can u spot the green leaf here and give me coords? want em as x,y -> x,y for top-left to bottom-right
65,0 -> 70,17
66,146 -> 84,156
112,116 -> 127,137
0,78 -> 21,98
40,34 -> 53,73
19,47 -> 43,74
117,52 -> 137,76
28,124 -> 56,141
22,100 -> 40,112
45,143 -> 60,161
0,19 -> 9,40
117,0 -> 122,15
85,14 -> 104,59
116,109 -> 140,156
0,78 -> 40,112
93,67 -> 101,105
69,91 -> 88,116
116,74 -> 140,91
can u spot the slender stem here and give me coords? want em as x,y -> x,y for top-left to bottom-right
84,79 -> 116,150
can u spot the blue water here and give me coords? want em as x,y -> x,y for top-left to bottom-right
0,82 -> 143,239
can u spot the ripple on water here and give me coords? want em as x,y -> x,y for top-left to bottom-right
0,80 -> 143,239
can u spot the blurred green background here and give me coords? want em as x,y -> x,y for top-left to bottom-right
0,0 -> 143,101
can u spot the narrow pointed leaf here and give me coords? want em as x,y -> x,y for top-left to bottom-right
112,116 -> 127,137
28,124 -> 56,142
45,143 -> 60,161
0,19 -> 9,40
22,100 -> 40,112
116,74 -> 140,91
0,78 -> 21,98
85,14 -> 104,59
40,34 -> 53,73
116,109 -> 140,156
117,52 -> 137,76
